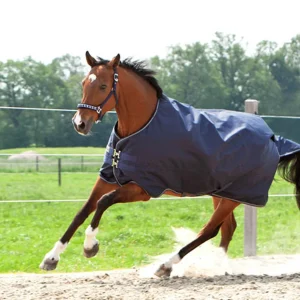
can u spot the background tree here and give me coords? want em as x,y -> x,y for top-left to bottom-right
1,33 -> 300,149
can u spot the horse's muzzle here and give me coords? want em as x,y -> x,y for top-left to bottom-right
72,115 -> 94,135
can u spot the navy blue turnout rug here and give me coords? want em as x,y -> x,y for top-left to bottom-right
100,95 -> 300,206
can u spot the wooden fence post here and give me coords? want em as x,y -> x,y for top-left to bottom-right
244,99 -> 258,256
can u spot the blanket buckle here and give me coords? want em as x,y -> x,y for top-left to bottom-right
112,149 -> 121,168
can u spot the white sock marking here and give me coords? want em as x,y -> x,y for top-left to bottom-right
164,254 -> 181,268
84,225 -> 99,249
40,241 -> 68,267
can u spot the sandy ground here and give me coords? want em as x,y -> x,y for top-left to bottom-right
1,228 -> 299,300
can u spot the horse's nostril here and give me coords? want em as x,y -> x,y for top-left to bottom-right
78,121 -> 86,130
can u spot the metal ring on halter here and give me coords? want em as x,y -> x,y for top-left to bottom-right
95,107 -> 102,123
96,107 -> 102,114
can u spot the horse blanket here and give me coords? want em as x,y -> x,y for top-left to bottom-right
100,95 -> 300,206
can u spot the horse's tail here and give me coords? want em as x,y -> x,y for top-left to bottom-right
278,151 -> 300,210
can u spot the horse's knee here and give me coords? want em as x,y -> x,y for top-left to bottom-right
210,223 -> 223,238
95,189 -> 123,212
199,222 -> 222,240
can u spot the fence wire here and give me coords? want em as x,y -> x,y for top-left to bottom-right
1,105 -> 300,119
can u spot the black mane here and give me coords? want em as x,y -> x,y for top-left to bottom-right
94,57 -> 163,98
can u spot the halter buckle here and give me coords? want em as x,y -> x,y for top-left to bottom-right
114,73 -> 119,82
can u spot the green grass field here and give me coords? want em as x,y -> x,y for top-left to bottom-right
0,147 -> 105,173
0,147 -> 300,273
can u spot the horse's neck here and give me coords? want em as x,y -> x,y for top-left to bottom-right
115,69 -> 158,138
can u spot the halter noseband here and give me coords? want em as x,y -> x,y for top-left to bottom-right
77,68 -> 119,123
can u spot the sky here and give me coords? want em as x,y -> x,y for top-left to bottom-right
0,0 -> 299,64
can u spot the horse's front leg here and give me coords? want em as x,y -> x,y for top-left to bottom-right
39,177 -> 118,271
83,183 -> 150,258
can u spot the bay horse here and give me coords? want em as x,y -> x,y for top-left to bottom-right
40,52 -> 300,277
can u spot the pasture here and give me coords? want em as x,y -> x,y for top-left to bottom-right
0,147 -> 105,173
0,148 -> 300,274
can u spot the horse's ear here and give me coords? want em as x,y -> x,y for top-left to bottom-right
85,51 -> 97,67
108,54 -> 120,68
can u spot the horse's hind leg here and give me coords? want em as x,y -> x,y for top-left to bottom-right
213,196 -> 237,252
155,198 -> 240,277
39,178 -> 118,271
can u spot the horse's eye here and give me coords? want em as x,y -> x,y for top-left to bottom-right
100,84 -> 107,90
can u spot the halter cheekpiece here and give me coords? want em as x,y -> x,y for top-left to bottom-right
77,68 -> 119,123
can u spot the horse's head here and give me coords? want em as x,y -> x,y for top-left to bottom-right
73,51 -> 120,135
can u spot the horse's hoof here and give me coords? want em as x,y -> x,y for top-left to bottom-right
154,264 -> 172,278
39,258 -> 59,271
83,242 -> 99,258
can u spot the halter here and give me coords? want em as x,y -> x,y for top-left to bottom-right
77,68 -> 119,123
